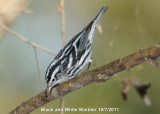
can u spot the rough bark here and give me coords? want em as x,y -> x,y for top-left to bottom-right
9,43 -> 160,114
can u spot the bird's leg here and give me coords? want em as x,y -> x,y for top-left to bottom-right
87,61 -> 91,71
83,58 -> 92,74
87,58 -> 92,71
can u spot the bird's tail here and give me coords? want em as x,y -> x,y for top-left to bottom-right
93,6 -> 108,26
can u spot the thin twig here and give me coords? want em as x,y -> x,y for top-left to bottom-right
9,43 -> 160,114
0,24 -> 57,55
135,0 -> 147,47
58,0 -> 66,113
60,97 -> 65,113
107,0 -> 124,59
33,47 -> 42,83
59,0 -> 66,46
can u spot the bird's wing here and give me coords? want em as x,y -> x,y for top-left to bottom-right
77,6 -> 108,55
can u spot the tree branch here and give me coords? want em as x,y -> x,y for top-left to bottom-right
0,24 -> 57,55
9,43 -> 160,114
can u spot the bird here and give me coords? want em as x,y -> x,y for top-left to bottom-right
45,6 -> 108,96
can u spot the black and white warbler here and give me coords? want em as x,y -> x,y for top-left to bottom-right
45,6 -> 108,96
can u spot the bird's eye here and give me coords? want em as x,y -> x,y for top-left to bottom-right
52,78 -> 55,82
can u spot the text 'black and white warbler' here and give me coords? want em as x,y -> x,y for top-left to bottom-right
45,6 -> 108,96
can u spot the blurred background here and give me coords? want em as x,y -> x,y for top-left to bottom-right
0,0 -> 160,114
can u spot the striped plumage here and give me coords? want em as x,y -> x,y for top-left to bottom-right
45,6 -> 108,95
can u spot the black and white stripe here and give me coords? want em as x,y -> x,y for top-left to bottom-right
45,6 -> 108,94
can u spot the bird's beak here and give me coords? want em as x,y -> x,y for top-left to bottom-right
48,86 -> 52,96
45,86 -> 52,98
